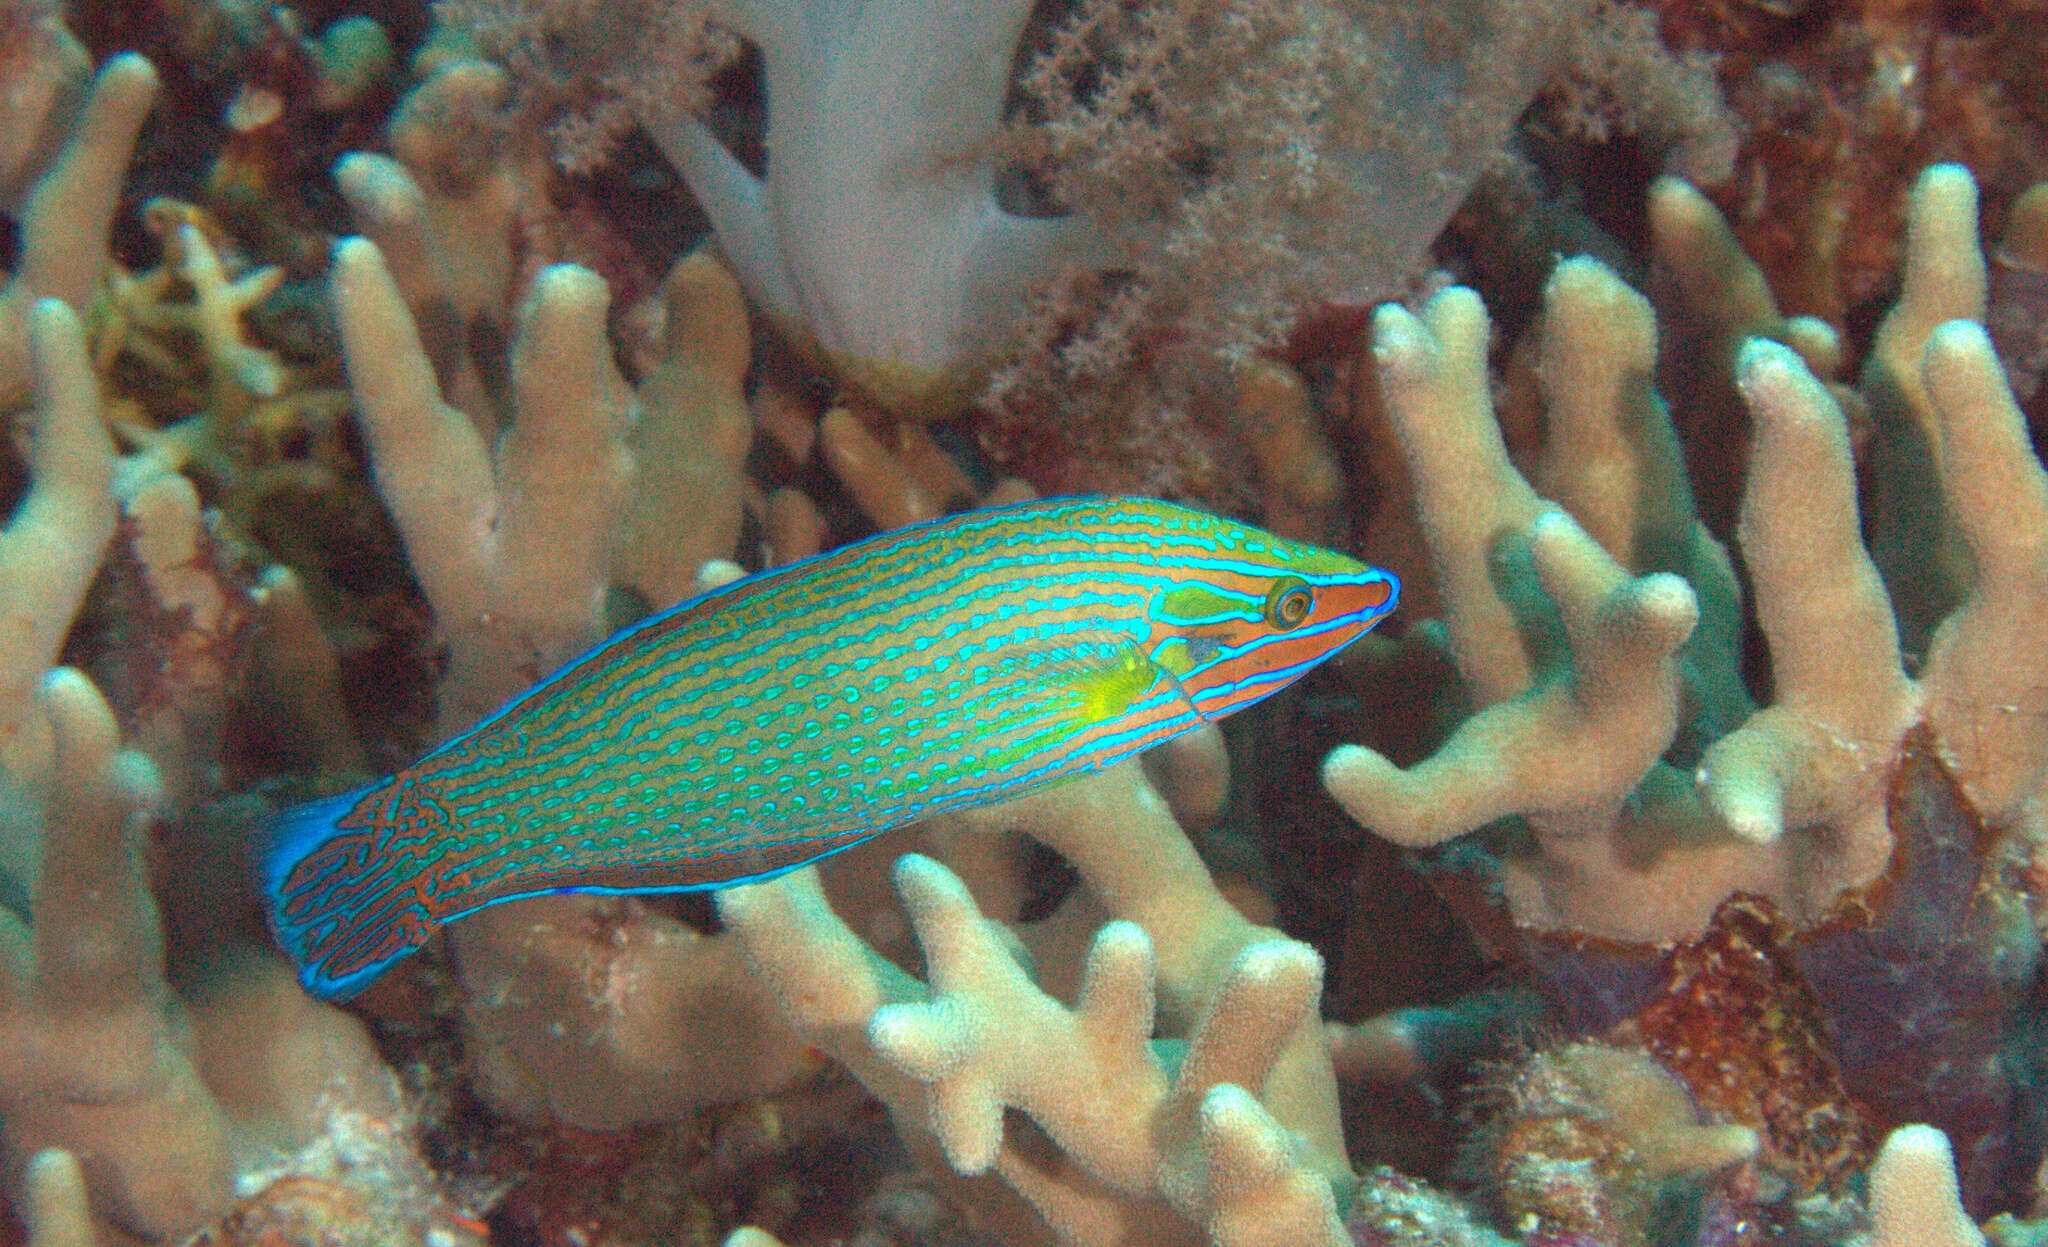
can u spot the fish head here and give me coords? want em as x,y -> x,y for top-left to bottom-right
1142,525 -> 1399,720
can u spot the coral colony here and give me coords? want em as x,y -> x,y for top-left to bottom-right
1,0 -> 2046,1245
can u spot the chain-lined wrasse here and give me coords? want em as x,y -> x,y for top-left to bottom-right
266,496 -> 1399,998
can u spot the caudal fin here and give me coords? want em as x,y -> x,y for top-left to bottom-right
264,781 -> 435,1000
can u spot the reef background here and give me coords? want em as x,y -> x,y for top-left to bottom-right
2,0 -> 2047,1244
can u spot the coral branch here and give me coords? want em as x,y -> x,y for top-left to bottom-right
333,237 -> 624,729
1866,1126 -> 1987,1247
868,861 -> 1164,1183
1865,165 -> 1991,647
1695,341 -> 1919,861
1,670 -> 229,1241
1363,290 -> 1544,703
22,1148 -> 91,1247
0,303 -> 115,770
1915,321 -> 2048,833
1323,504 -> 1696,851
0,53 -> 157,408
613,250 -> 753,610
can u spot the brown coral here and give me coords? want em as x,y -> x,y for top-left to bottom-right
1647,0 -> 2048,325
1615,897 -> 1875,1191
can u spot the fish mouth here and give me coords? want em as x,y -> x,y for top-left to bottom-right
1309,568 -> 1400,627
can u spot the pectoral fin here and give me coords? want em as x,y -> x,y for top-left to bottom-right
983,633 -> 1205,775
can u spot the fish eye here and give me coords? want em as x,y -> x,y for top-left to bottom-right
1264,577 -> 1313,629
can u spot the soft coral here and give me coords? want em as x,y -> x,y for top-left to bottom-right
639,0 -> 1101,416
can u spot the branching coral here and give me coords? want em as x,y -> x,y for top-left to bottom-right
717,764 -> 1352,1247
1323,164 -> 2047,943
323,229 -> 1327,1225
0,302 -> 468,1246
1,666 -> 217,1241
1322,162 -> 2048,1220
258,209 -> 1363,1220
331,237 -> 629,727
326,235 -> 818,1129
4,667 -> 438,1244
94,209 -> 291,474
0,38 -> 485,1236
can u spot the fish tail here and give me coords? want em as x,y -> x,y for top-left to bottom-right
264,779 -> 436,1000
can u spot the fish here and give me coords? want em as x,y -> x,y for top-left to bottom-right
265,495 -> 1399,999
